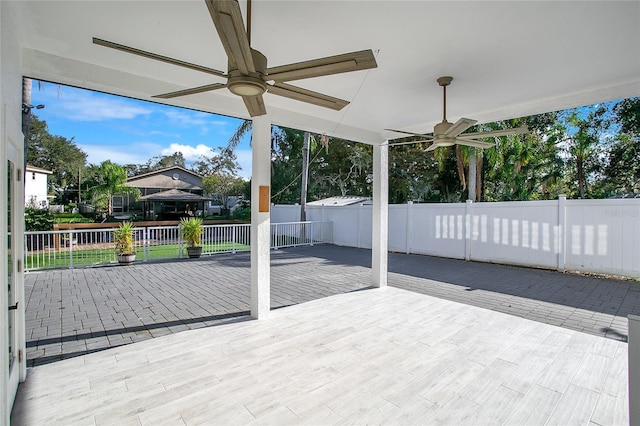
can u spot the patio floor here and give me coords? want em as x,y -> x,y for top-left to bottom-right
12,245 -> 637,424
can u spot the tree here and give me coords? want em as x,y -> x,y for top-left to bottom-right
190,147 -> 239,177
87,160 -> 140,215
27,115 -> 87,202
202,174 -> 246,215
559,107 -> 608,199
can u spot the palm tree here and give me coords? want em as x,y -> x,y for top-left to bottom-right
88,160 -> 139,216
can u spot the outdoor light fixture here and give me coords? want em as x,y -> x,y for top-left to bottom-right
227,73 -> 267,97
22,103 -> 45,114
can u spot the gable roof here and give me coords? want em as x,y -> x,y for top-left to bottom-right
127,166 -> 203,190
128,166 -> 201,182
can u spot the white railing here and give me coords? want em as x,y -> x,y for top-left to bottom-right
24,221 -> 332,271
271,221 -> 332,249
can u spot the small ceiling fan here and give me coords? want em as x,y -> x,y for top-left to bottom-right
93,0 -> 377,117
387,76 -> 528,151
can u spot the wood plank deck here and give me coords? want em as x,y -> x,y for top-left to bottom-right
11,286 -> 628,425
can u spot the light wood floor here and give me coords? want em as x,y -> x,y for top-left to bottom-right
12,287 -> 628,425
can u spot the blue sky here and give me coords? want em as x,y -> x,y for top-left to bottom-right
30,81 -> 253,178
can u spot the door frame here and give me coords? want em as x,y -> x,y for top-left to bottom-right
1,103 -> 26,420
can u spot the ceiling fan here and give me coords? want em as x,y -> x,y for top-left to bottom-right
93,0 -> 377,117
387,76 -> 528,151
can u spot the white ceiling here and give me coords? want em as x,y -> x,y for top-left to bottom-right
16,0 -> 640,144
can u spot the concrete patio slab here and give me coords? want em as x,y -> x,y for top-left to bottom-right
11,286 -> 628,425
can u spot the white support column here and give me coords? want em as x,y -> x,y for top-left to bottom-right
465,199 -> 472,261
250,115 -> 271,319
629,315 -> 640,426
372,142 -> 388,288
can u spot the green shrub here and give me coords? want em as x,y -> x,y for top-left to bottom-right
25,208 -> 54,231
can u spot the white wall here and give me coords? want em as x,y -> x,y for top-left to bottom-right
272,198 -> 640,278
24,169 -> 49,208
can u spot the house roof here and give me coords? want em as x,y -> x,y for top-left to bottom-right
307,196 -> 371,207
127,166 -> 203,190
26,165 -> 53,174
15,1 -> 639,145
128,166 -> 200,182
138,189 -> 211,202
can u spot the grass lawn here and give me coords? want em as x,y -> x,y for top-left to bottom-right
25,241 -> 250,270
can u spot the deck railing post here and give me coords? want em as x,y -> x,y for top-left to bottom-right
232,224 -> 237,253
629,315 -> 640,426
68,230 -> 74,269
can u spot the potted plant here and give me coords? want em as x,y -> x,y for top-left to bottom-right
180,217 -> 203,258
113,221 -> 136,265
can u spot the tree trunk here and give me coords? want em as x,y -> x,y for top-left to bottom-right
455,145 -> 466,191
577,159 -> 586,198
468,148 -> 476,201
300,131 -> 310,222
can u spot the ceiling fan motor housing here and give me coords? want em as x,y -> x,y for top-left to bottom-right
433,120 -> 455,146
227,48 -> 268,97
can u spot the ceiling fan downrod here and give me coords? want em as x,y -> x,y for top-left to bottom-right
437,76 -> 452,122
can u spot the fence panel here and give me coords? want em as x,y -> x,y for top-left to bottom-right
468,201 -> 560,269
565,199 -> 640,277
272,199 -> 640,278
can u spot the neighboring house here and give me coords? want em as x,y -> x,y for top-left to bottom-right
118,166 -> 210,220
306,196 -> 371,206
24,165 -> 52,209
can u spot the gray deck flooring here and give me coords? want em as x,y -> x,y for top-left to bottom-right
23,246 -> 639,368
12,286 -> 629,425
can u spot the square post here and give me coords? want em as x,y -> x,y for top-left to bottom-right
372,142 -> 388,288
251,115 -> 271,319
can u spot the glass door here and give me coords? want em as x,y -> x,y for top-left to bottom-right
4,116 -> 23,415
7,159 -> 16,376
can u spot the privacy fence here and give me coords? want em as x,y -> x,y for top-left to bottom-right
272,197 -> 640,278
25,221 -> 332,271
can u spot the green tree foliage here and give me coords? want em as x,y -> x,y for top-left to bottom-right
124,152 -> 187,176
270,127 -> 373,204
202,174 -> 246,213
87,160 -> 140,215
27,115 -> 87,201
190,147 -> 240,177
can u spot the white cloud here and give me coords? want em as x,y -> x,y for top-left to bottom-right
161,143 -> 214,161
81,144 -> 153,166
40,87 -> 152,122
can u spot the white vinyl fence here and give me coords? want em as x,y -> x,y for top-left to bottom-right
272,197 -> 640,278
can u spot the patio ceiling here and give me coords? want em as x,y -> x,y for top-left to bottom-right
16,1 -> 640,144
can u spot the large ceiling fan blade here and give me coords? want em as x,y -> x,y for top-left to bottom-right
152,83 -> 227,99
266,50 -> 377,82
243,94 -> 266,117
458,126 -> 529,139
443,118 -> 477,138
205,0 -> 255,74
92,38 -> 226,77
387,139 -> 434,147
268,82 -> 349,111
385,128 -> 433,138
455,139 -> 496,149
